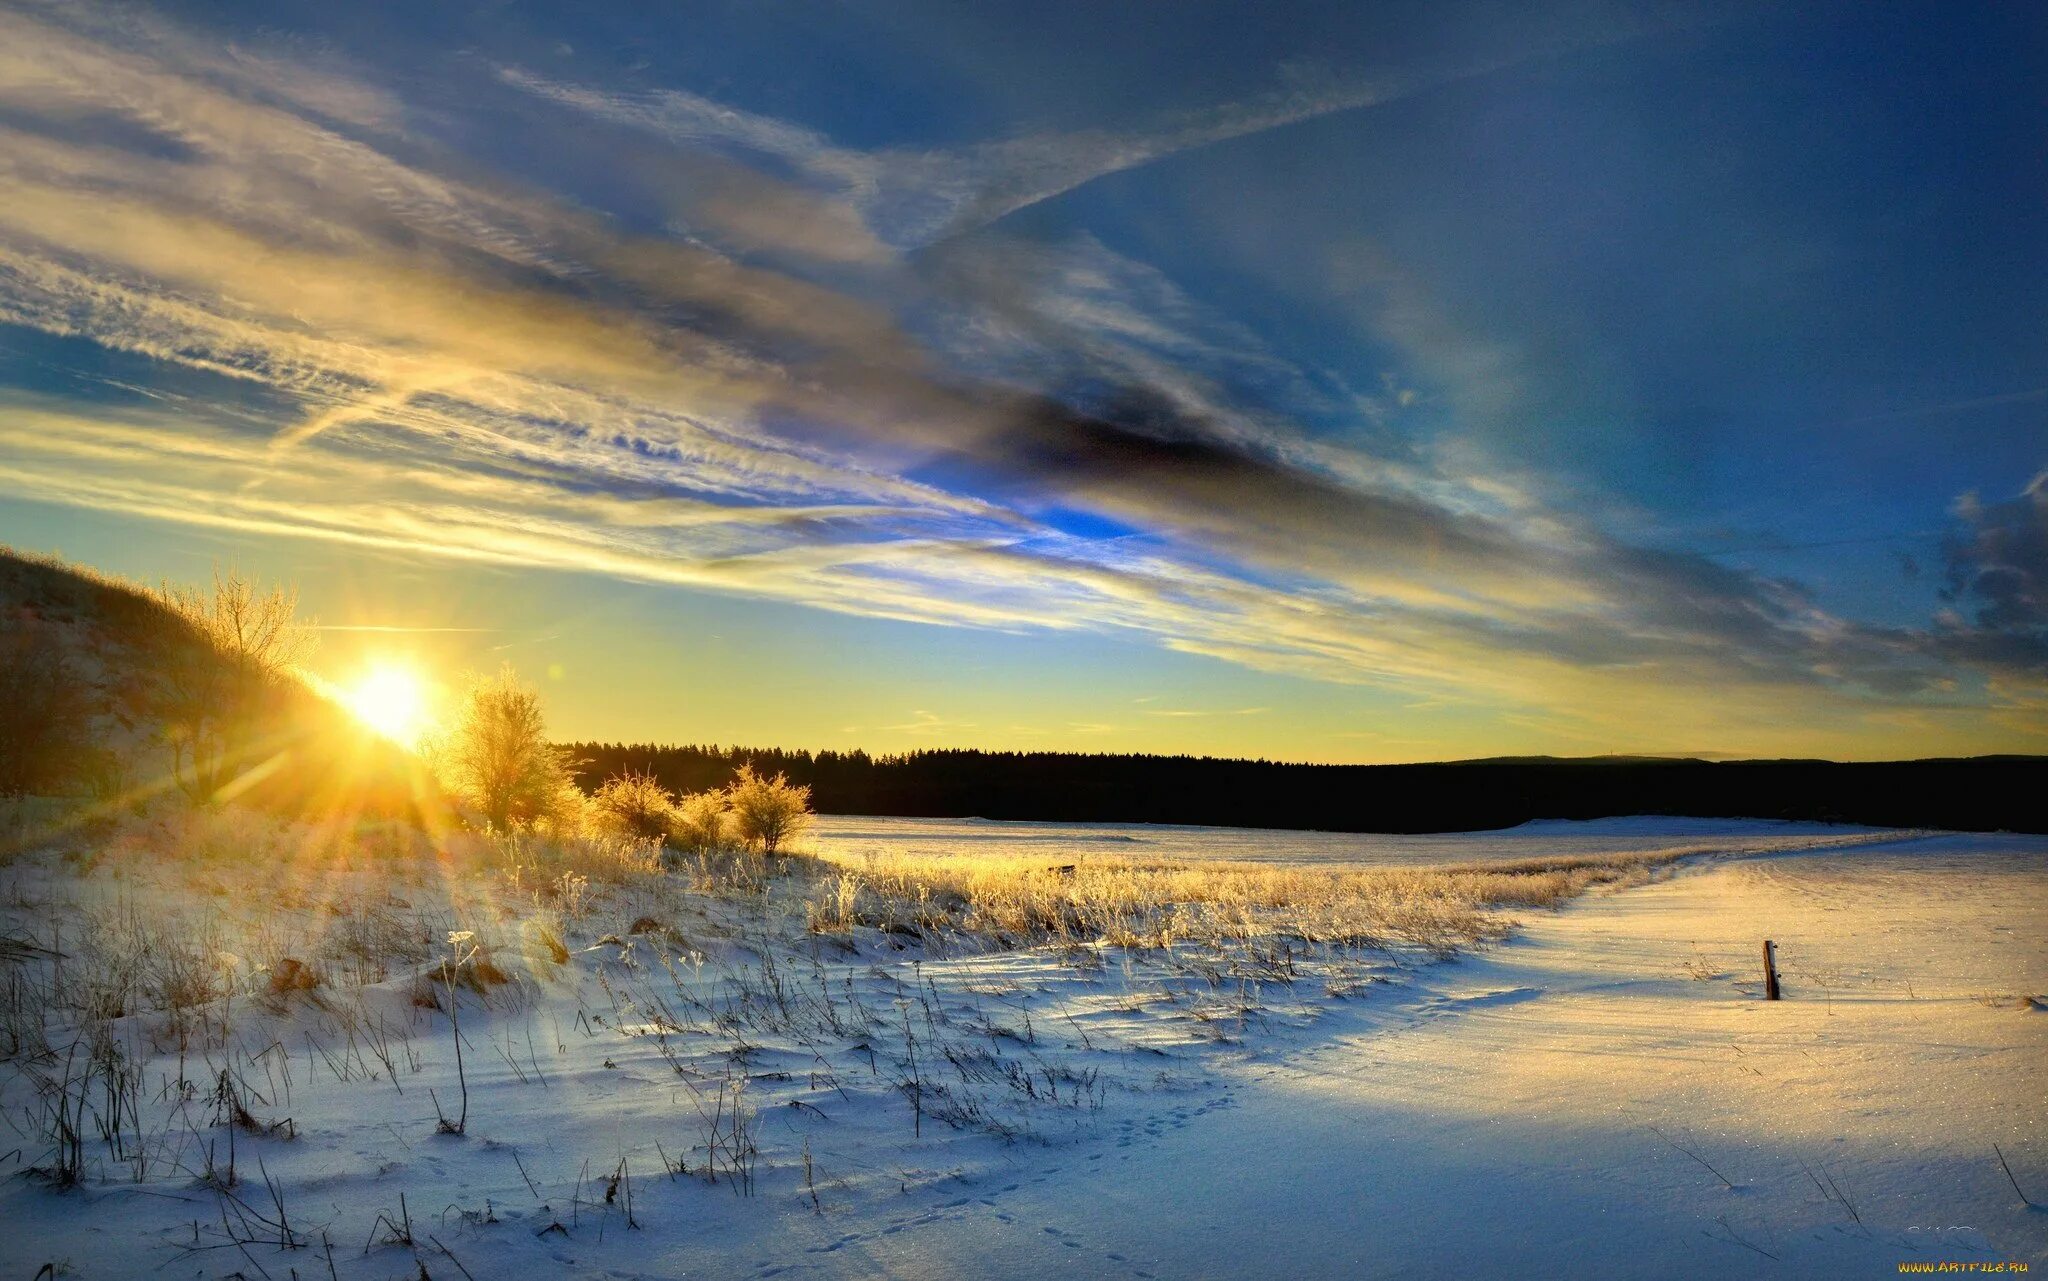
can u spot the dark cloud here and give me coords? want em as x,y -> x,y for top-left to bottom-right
1943,474 -> 2048,631
1933,473 -> 2048,674
985,385 -> 1523,579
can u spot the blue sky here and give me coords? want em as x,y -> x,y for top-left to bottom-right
0,0 -> 2042,759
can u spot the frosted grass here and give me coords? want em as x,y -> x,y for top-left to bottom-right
808,813 -> 1899,869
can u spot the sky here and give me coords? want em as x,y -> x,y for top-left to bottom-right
0,0 -> 2043,762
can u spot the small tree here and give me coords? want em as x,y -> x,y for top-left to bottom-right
439,664 -> 577,832
726,763 -> 812,855
591,771 -> 678,842
672,789 -> 730,852
151,567 -> 314,804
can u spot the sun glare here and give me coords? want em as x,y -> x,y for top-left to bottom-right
344,661 -> 430,745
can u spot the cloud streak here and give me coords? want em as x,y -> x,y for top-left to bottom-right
0,1 -> 2038,756
498,5 -> 1684,251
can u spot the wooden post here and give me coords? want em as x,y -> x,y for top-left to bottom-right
1761,939 -> 1781,1000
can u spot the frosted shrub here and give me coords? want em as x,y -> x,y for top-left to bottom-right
591,771 -> 679,842
672,790 -> 731,853
726,764 -> 812,855
435,664 -> 579,832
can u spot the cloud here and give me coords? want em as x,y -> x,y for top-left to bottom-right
0,2 -> 2036,756
1932,473 -> 2048,677
1942,473 -> 2048,633
499,7 -> 1680,251
882,710 -> 978,735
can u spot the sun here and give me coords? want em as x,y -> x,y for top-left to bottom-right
342,661 -> 430,745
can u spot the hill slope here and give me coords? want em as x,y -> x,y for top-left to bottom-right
0,548 -> 432,819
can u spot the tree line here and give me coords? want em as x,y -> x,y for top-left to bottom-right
563,742 -> 2048,835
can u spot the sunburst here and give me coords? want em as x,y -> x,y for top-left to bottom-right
342,660 -> 431,745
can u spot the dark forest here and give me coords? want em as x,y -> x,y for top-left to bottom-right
563,744 -> 2048,835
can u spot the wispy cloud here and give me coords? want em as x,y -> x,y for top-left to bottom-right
0,1 -> 2034,757
499,9 -> 1675,251
883,710 -> 979,736
1835,386 -> 2048,427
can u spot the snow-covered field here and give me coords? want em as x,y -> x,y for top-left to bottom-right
811,812 -> 1895,868
4,818 -> 2043,1279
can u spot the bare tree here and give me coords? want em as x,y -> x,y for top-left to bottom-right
151,567 -> 314,804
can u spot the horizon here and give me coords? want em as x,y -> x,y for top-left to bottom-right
549,734 -> 2046,770
2,0 -> 2045,763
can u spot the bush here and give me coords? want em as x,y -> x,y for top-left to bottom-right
726,764 -> 812,855
591,771 -> 678,842
672,789 -> 730,852
435,665 -> 579,832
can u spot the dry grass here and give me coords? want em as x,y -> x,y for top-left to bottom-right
796,831 -> 1904,959
0,802 -> 670,1048
2,789 -> 1798,1060
12,789 -> 1877,1043
467,827 -> 666,894
802,846 -> 1686,956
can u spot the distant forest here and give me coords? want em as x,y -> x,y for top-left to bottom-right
561,744 -> 2048,835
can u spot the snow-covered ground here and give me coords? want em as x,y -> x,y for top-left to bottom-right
835,831 -> 2048,1279
5,820 -> 2043,1279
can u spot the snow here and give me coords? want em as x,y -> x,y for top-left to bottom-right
5,820 -> 2044,1279
811,812 -> 1895,868
891,833 -> 2044,1279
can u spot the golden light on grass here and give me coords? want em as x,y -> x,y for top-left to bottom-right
341,660 -> 431,745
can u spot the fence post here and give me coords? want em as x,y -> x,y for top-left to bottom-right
1762,939 -> 1781,1001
